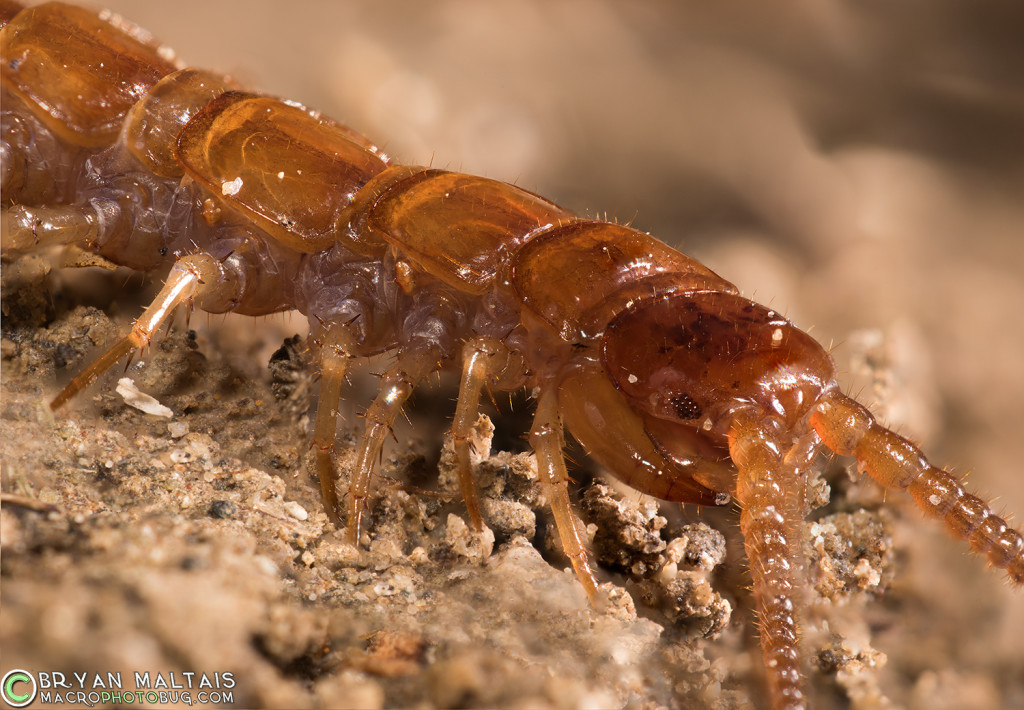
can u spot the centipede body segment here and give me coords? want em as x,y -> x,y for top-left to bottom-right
2,4 -> 1022,709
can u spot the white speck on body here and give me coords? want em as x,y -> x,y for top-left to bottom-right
221,177 -> 243,196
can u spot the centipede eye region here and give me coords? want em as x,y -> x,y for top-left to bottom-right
602,292 -> 835,429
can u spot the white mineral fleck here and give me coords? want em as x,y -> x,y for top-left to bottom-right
284,500 -> 309,521
221,177 -> 243,196
116,378 -> 173,418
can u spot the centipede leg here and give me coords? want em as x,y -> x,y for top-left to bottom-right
49,252 -> 240,410
345,346 -> 443,545
1,201 -> 117,252
810,390 -> 1024,584
451,337 -> 516,531
530,388 -> 600,604
729,414 -> 807,710
311,327 -> 355,528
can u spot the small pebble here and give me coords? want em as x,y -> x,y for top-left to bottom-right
168,421 -> 189,438
284,501 -> 308,521
208,500 -> 236,519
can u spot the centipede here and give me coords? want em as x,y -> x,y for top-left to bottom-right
3,3 -> 1023,709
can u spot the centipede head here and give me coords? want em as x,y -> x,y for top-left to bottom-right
602,291 -> 837,438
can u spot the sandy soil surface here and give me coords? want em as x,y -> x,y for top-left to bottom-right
3,2 -> 1024,709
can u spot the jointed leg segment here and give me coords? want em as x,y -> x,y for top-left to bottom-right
343,347 -> 441,544
450,337 -> 512,532
311,327 -> 355,528
1,200 -> 116,252
311,339 -> 440,541
49,252 -> 240,410
530,388 -> 600,603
